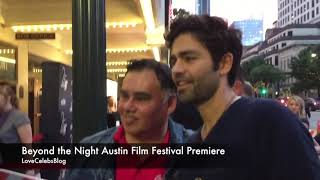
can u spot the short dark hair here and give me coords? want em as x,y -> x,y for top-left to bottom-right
165,15 -> 243,87
125,59 -> 176,93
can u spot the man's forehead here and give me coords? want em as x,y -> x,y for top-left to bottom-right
122,70 -> 162,91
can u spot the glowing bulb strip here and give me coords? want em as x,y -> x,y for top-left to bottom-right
65,48 -> 150,55
0,49 -> 15,54
11,22 -> 141,32
0,56 -> 16,64
107,68 -> 127,73
107,61 -> 131,66
32,68 -> 42,73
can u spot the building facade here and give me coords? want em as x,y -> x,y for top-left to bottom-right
241,24 -> 320,89
231,19 -> 264,46
278,0 -> 320,27
195,0 -> 210,15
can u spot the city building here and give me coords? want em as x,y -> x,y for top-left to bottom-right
278,0 -> 320,27
195,0 -> 210,15
231,19 -> 264,46
241,24 -> 320,89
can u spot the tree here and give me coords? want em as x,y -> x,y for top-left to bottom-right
173,8 -> 190,19
290,45 -> 320,96
250,64 -> 286,85
241,56 -> 286,97
241,56 -> 265,82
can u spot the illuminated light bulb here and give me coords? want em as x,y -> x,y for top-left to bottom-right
46,25 -> 51,31
59,25 -> 64,30
27,26 -> 32,32
33,26 -> 38,32
12,27 -> 18,32
53,25 -> 58,31
39,26 -> 45,31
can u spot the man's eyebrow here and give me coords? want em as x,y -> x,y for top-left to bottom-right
133,92 -> 151,97
172,50 -> 200,57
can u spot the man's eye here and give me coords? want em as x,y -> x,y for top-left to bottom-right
185,56 -> 196,61
136,96 -> 149,101
170,58 -> 177,67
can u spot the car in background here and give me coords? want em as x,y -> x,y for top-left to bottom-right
304,97 -> 320,111
277,96 -> 289,107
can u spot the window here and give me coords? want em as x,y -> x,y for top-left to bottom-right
307,2 -> 309,8
317,7 -> 319,14
312,0 -> 315,7
282,42 -> 287,47
288,31 -> 293,36
304,14 -> 306,21
307,12 -> 309,19
312,10 -> 315,17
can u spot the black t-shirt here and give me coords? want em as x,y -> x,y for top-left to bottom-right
167,97 -> 320,180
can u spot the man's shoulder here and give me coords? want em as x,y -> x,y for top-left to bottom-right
81,127 -> 118,143
239,97 -> 290,115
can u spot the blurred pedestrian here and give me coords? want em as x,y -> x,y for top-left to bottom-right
0,82 -> 34,176
233,68 -> 254,97
106,96 -> 120,128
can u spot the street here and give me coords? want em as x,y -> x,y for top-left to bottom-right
310,111 -> 320,130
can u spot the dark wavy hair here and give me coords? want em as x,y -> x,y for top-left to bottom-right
0,81 -> 19,109
165,15 -> 243,87
125,59 -> 176,93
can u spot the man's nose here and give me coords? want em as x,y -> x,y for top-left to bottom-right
171,59 -> 185,75
123,98 -> 136,112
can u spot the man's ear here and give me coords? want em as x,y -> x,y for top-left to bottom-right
167,95 -> 177,115
218,52 -> 233,76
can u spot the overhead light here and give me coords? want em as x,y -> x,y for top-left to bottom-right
140,0 -> 155,30
0,56 -> 16,64
107,68 -> 128,73
106,61 -> 131,66
65,48 -> 151,55
152,47 -> 160,62
11,21 -> 141,33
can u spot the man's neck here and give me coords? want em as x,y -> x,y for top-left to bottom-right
198,86 -> 237,140
125,123 -> 168,144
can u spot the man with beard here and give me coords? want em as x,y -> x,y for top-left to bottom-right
165,15 -> 320,180
66,59 -> 192,180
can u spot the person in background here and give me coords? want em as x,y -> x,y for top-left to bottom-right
165,14 -> 320,179
287,95 -> 308,123
233,68 -> 254,97
66,59 -> 193,180
106,96 -> 120,128
0,82 -> 34,176
107,96 -> 117,113
287,95 -> 320,159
